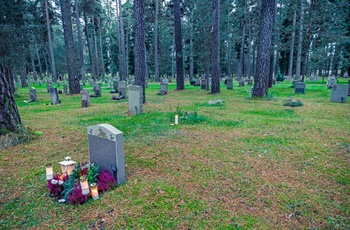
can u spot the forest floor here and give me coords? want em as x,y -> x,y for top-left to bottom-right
1,78 -> 349,229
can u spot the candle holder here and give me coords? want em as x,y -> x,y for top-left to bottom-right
46,163 -> 54,180
59,156 -> 76,176
80,176 -> 90,195
90,183 -> 99,200
175,114 -> 179,125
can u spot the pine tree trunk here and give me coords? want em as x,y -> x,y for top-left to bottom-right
295,0 -> 304,81
30,44 -> 37,81
60,0 -> 80,94
247,18 -> 252,78
20,67 -> 28,87
134,0 -> 146,103
301,0 -> 314,82
287,9 -> 297,78
0,64 -> 22,133
74,0 -> 86,83
154,0 -> 160,82
189,11 -> 194,81
238,0 -> 246,81
252,0 -> 276,97
92,17 -> 100,80
211,0 -> 220,93
45,0 -> 57,82
268,2 -> 277,88
174,0 -> 184,90
34,42 -> 43,80
117,0 -> 127,81
84,12 -> 96,81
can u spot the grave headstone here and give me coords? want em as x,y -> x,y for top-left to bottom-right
209,77 -> 212,86
238,79 -> 245,87
201,79 -> 207,90
330,84 -> 349,103
119,81 -> 127,98
294,82 -> 305,94
194,79 -> 200,86
128,85 -> 143,115
113,80 -> 118,91
247,79 -> 253,85
107,80 -> 111,88
30,87 -> 37,102
47,81 -> 52,93
162,78 -> 169,84
226,78 -> 233,90
327,77 -> 337,88
160,82 -> 168,94
87,124 -> 125,185
344,72 -> 348,78
81,90 -> 90,107
93,85 -> 101,97
49,87 -> 60,104
285,76 -> 292,82
310,73 -> 317,82
63,84 -> 68,94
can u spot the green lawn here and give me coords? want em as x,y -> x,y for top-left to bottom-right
1,78 -> 349,229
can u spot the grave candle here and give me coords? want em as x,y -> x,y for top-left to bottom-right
90,183 -> 99,200
80,176 -> 90,195
46,163 -> 54,180
175,115 -> 179,125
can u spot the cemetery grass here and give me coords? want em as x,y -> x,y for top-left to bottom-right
1,79 -> 349,229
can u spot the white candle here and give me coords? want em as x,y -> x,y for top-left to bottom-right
80,176 -> 90,195
46,163 -> 54,180
90,183 -> 99,200
175,115 -> 179,125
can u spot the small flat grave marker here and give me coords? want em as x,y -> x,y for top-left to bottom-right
88,124 -> 125,185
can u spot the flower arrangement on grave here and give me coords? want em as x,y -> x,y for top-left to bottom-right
46,157 -> 116,205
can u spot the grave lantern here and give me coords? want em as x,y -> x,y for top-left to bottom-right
59,157 -> 76,176
80,176 -> 90,195
90,183 -> 99,200
46,163 -> 54,180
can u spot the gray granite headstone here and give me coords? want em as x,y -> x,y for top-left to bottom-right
63,84 -> 68,94
107,80 -> 111,88
327,77 -> 337,88
160,82 -> 168,93
238,79 -> 245,87
226,78 -> 233,90
128,85 -> 143,115
113,81 -> 118,91
201,79 -> 207,90
30,87 -> 37,102
81,90 -> 90,107
162,78 -> 169,84
285,76 -> 292,82
94,85 -> 101,97
330,84 -> 349,103
87,124 -> 125,185
294,82 -> 305,94
49,87 -> 60,104
119,81 -> 127,98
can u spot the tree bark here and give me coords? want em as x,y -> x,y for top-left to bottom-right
295,0 -> 304,81
287,9 -> 297,78
154,0 -> 160,82
83,11 -> 96,81
211,0 -> 220,93
0,64 -> 22,133
92,17 -> 100,80
74,0 -> 86,83
301,0 -> 314,82
252,0 -> 276,97
60,0 -> 80,94
174,0 -> 184,90
238,0 -> 246,81
98,18 -> 106,79
45,0 -> 57,82
34,42 -> 43,80
268,1 -> 277,88
134,0 -> 146,103
189,11 -> 194,81
117,0 -> 127,81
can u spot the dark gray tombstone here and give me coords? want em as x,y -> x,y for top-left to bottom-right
49,87 -> 60,104
119,81 -> 127,98
294,82 -> 305,94
30,87 -> 37,102
330,84 -> 349,103
201,79 -> 207,90
226,78 -> 233,90
94,85 -> 101,97
113,81 -> 119,91
81,90 -> 90,107
292,80 -> 300,88
63,84 -> 68,94
128,85 -> 143,115
238,79 -> 245,87
160,82 -> 168,94
87,124 -> 125,185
